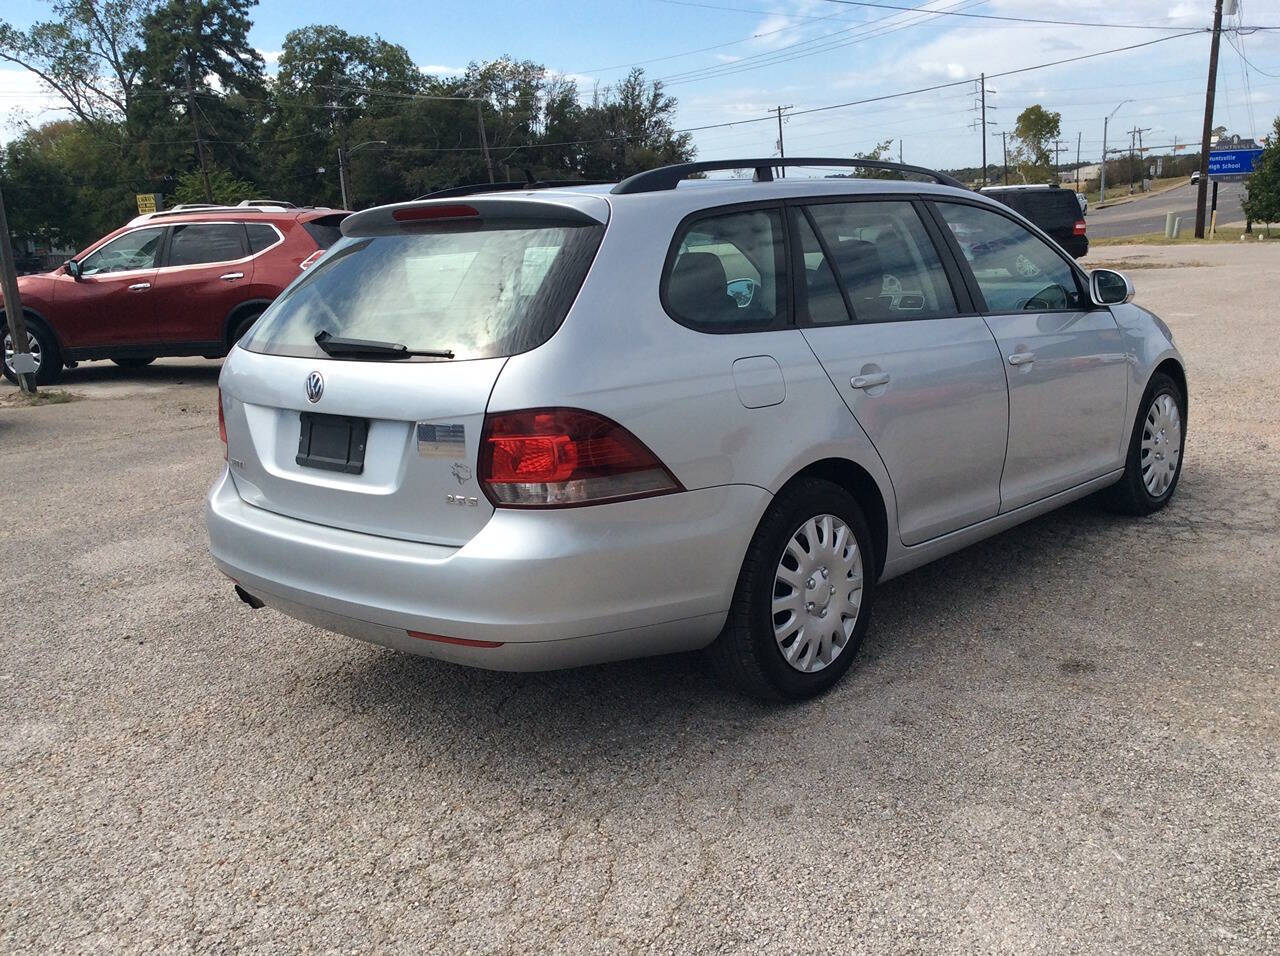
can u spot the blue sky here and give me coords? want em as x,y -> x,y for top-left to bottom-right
3,0 -> 1279,170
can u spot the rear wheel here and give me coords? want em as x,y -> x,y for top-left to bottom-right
709,478 -> 875,700
3,319 -> 63,385
229,309 -> 264,347
112,356 -> 155,369
1102,371 -> 1185,515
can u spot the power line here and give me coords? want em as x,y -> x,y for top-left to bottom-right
814,0 -> 1273,31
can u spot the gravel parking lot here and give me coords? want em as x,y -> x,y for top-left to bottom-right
3,243 -> 1278,953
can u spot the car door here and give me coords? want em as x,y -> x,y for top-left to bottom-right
795,198 -> 1010,546
930,200 -> 1129,511
150,221 -> 251,345
53,226 -> 164,347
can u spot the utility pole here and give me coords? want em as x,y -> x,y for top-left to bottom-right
1128,127 -> 1139,193
1001,131 -> 1009,185
475,100 -> 495,184
1195,0 -> 1225,238
1075,131 -> 1082,192
1100,99 -> 1132,204
773,105 -> 792,177
970,74 -> 996,185
0,182 -> 37,395
337,145 -> 350,210
898,139 -> 903,164
1051,138 -> 1065,176
186,59 -> 213,204
1137,128 -> 1148,189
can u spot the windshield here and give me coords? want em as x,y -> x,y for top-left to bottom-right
242,218 -> 604,360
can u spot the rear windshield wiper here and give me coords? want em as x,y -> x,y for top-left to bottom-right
314,330 -> 454,359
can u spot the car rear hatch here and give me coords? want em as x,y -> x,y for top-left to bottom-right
221,192 -> 609,547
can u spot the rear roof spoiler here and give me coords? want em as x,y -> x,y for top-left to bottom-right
341,195 -> 609,237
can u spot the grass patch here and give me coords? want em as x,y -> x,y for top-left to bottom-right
0,388 -> 78,407
1085,258 -> 1209,271
1091,227 -> 1277,246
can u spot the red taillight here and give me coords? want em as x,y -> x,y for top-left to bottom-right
392,204 -> 478,222
1073,220 -> 1087,237
479,408 -> 683,508
217,387 -> 227,458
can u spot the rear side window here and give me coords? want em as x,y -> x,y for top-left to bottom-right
301,214 -> 348,250
245,223 -> 281,253
1017,191 -> 1077,226
167,223 -> 247,266
242,219 -> 604,361
804,200 -> 957,322
663,208 -> 787,332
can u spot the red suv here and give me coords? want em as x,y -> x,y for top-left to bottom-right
2,204 -> 348,384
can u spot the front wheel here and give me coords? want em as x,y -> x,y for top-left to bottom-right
1102,371 -> 1186,515
709,478 -> 875,700
3,319 -> 63,385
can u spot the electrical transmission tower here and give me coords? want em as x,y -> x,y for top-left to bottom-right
969,73 -> 998,185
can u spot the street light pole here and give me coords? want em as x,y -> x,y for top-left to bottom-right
1100,99 -> 1132,204
337,140 -> 388,210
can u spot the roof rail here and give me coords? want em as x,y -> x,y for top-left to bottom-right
238,199 -> 297,208
611,158 -> 968,194
416,179 -> 611,200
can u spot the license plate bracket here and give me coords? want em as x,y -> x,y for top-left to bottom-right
296,412 -> 369,475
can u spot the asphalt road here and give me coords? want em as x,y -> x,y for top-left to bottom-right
3,245 -> 1279,952
1088,180 -> 1246,238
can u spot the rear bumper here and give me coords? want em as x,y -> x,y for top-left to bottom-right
205,469 -> 769,670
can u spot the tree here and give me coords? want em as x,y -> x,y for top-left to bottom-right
1242,116 -> 1280,233
1012,104 -> 1061,181
171,164 -> 254,204
0,0 -> 153,131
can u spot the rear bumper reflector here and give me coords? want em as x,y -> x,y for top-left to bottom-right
407,630 -> 504,648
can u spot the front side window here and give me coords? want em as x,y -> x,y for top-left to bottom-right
935,202 -> 1083,312
663,208 -> 787,331
78,227 -> 164,276
167,223 -> 247,267
242,219 -> 604,361
804,200 -> 957,322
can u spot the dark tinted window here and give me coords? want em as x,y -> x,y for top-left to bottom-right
245,223 -> 280,253
935,202 -> 1083,312
987,189 -> 1078,228
301,214 -> 348,250
663,208 -> 787,331
242,219 -> 604,361
167,223 -> 247,266
805,201 -> 956,322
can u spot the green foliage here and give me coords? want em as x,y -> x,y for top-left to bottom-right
170,164 -> 256,205
1012,104 -> 1062,182
0,3 -> 697,243
1242,116 -> 1280,226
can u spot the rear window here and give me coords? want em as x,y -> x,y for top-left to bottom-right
241,219 -> 604,361
301,214 -> 349,250
989,190 -> 1077,227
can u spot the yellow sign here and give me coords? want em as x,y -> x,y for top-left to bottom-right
135,193 -> 159,214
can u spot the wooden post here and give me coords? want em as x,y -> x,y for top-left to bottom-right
1195,0 -> 1225,238
0,182 -> 37,395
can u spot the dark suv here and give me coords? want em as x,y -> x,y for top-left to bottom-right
978,184 -> 1088,258
3,204 -> 347,384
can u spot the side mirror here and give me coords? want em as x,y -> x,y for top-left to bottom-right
1090,268 -> 1134,306
65,259 -> 81,280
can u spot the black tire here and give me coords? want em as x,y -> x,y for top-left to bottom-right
112,356 -> 155,369
708,477 -> 876,700
229,310 -> 264,347
2,316 -> 63,385
1101,371 -> 1186,516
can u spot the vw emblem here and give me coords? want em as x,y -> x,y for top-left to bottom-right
305,371 -> 324,404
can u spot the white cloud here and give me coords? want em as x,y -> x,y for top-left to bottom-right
420,64 -> 467,77
0,68 -> 64,144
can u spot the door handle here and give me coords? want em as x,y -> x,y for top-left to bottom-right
128,282 -> 151,291
1007,351 -> 1036,366
850,372 -> 890,389
220,272 -> 245,281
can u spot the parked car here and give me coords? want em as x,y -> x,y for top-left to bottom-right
1190,169 -> 1201,185
978,183 -> 1088,258
206,159 -> 1186,700
2,204 -> 348,384
1075,191 -> 1088,216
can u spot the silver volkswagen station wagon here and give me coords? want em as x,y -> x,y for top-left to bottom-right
206,158 -> 1187,699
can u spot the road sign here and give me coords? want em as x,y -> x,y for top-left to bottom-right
1208,148 -> 1263,180
135,193 -> 161,214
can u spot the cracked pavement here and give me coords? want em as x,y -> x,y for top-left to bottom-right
2,243 -> 1278,952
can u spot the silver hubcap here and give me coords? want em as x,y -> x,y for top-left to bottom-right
3,331 -> 41,374
772,514 -> 864,673
1141,392 -> 1182,498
